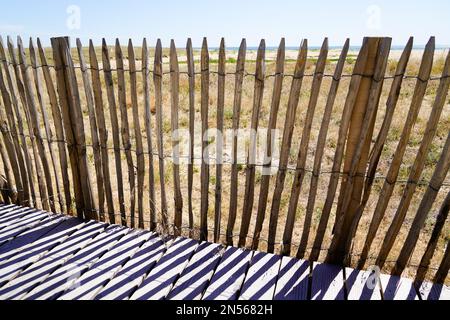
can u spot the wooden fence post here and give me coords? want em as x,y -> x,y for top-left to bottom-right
326,37 -> 391,265
357,37 -> 434,269
226,39 -> 246,246
37,37 -> 72,215
169,40 -> 183,235
200,37 -> 210,241
239,39 -> 265,248
214,38 -> 226,243
51,36 -> 97,220
281,38 -> 327,256
142,38 -> 156,230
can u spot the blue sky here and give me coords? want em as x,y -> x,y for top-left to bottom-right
0,0 -> 449,48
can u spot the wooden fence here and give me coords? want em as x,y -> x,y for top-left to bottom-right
0,35 -> 448,284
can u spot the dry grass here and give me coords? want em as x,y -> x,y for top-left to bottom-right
5,45 -> 449,284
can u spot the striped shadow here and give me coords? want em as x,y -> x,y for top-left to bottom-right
0,210 -> 52,246
274,256 -> 309,300
0,217 -> 82,287
94,234 -> 170,300
23,225 -> 128,300
0,220 -> 106,300
202,247 -> 253,300
167,242 -> 224,300
58,230 -> 152,300
311,262 -> 345,300
129,237 -> 198,300
239,252 -> 281,300
345,267 -> 382,300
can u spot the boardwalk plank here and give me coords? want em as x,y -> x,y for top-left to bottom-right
416,281 -> 449,300
239,252 -> 282,300
202,247 -> 253,300
94,234 -> 170,300
167,242 -> 224,300
274,256 -> 309,300
0,206 -> 37,228
380,274 -> 419,300
311,262 -> 345,300
58,230 -> 152,300
0,210 -> 50,245
345,267 -> 382,300
0,215 -> 77,261
23,225 -> 128,299
0,217 -> 83,286
129,237 -> 198,300
0,220 -> 106,299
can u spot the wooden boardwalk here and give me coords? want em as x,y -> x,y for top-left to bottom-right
0,204 -> 447,300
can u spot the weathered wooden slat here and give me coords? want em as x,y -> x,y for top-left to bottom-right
169,40 -> 183,235
101,38 -> 126,224
115,39 -> 135,227
301,39 -> 349,259
142,38 -> 156,230
17,36 -> 55,212
347,37 -> 413,267
252,38 -> 285,252
202,246 -> 253,300
0,36 -> 32,205
8,36 -> 46,210
225,39 -> 246,246
128,39 -> 145,229
309,38 -> 370,262
51,37 -> 83,217
129,237 -> 199,300
345,267 -> 382,300
239,252 -> 282,300
256,38 -> 285,254
392,130 -> 450,275
88,40 -> 115,223
260,40 -> 308,251
0,84 -> 21,203
76,38 -> 105,221
29,39 -> 63,212
311,261 -> 345,300
332,38 -> 384,226
376,43 -> 448,269
186,38 -> 195,235
153,39 -> 168,228
36,38 -> 72,214
214,38 -> 226,243
0,46 -> 27,205
239,39 -> 265,247
274,256 -> 309,300
53,37 -> 97,219
95,234 -> 169,299
200,38 -> 210,241
358,37 -> 435,268
415,189 -> 450,283
279,38 -> 328,256
328,37 -> 391,264
58,230 -> 151,300
167,242 -> 224,300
